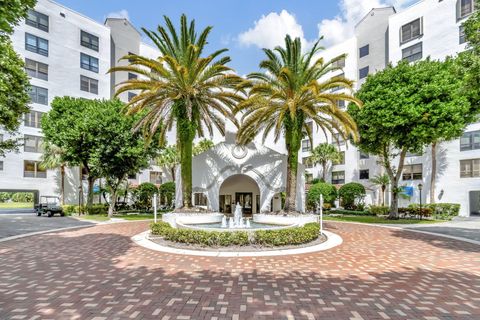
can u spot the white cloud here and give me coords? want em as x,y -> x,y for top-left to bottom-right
238,10 -> 310,49
106,9 -> 129,20
318,0 -> 417,46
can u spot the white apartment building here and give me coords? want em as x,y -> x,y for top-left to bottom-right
302,0 -> 479,216
1,0 -> 478,216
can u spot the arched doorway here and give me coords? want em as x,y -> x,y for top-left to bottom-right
219,174 -> 260,215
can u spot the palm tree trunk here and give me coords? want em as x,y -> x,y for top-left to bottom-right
322,162 -> 326,181
171,166 -> 176,182
430,141 -> 437,204
60,165 -> 65,205
179,136 -> 193,208
381,186 -> 386,206
284,130 -> 301,213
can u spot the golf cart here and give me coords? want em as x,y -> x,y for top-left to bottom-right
36,196 -> 64,217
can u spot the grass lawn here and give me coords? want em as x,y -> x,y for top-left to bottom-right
77,214 -> 155,222
324,215 -> 448,224
0,202 -> 33,209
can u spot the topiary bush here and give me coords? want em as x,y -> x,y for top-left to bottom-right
150,222 -> 320,247
307,182 -> 337,210
254,223 -> 320,246
338,182 -> 366,210
159,182 -> 175,206
132,182 -> 159,210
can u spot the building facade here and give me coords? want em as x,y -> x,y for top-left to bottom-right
1,0 -> 478,215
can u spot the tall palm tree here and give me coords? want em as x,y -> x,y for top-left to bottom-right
39,142 -> 67,205
236,35 -> 360,212
310,143 -> 342,181
109,15 -> 244,208
369,173 -> 390,206
156,145 -> 179,182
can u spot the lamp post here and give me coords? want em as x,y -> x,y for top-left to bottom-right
418,183 -> 423,219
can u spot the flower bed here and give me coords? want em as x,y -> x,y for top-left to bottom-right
150,221 -> 320,247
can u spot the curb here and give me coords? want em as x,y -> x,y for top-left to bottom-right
0,224 -> 95,243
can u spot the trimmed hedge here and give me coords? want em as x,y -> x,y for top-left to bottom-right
425,203 -> 460,219
307,182 -> 337,210
254,223 -> 319,246
399,206 -> 433,218
150,222 -> 320,247
61,204 -> 108,215
330,209 -> 373,216
368,205 -> 389,216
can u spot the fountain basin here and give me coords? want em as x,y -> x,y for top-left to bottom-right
176,220 -> 297,231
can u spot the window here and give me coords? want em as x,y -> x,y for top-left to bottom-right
332,171 -> 345,184
359,152 -> 369,159
332,58 -> 345,68
80,75 -> 98,94
402,164 -> 423,180
25,59 -> 48,81
0,161 -> 3,171
302,139 -> 311,152
359,169 -> 369,180
400,18 -> 422,44
359,44 -> 369,58
150,171 -> 162,184
128,73 -> 138,80
25,33 -> 48,56
460,130 -> 480,151
333,151 -> 345,165
336,100 -> 345,109
303,157 -> 313,168
28,85 -> 48,105
302,121 -> 313,138
128,92 -> 137,102
24,160 -> 46,178
24,135 -> 43,153
128,173 -> 136,180
460,158 -> 480,177
80,30 -> 99,51
305,173 -> 313,184
24,111 -> 44,128
26,9 -> 49,32
194,193 -> 208,206
332,133 -> 345,146
402,42 -> 422,62
406,151 -> 422,157
80,53 -> 99,73
458,0 -> 474,19
459,26 -> 467,44
128,52 -> 135,63
359,66 -> 369,79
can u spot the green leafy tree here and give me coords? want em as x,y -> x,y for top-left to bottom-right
156,146 -> 179,182
236,35 -> 360,212
369,173 -> 390,206
159,181 -> 175,207
310,143 -> 342,181
338,182 -> 365,210
0,0 -> 36,34
193,139 -> 214,156
42,97 -> 102,209
306,182 -> 337,210
349,59 -> 473,218
110,15 -> 244,209
39,142 -> 68,204
132,182 -> 158,211
88,100 -> 160,217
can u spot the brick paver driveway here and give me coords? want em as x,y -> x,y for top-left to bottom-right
0,221 -> 479,320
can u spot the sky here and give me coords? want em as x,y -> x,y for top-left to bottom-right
55,0 -> 418,75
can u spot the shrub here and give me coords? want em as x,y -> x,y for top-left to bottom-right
86,204 -> 108,215
368,205 -> 389,216
159,182 -> 175,206
132,182 -> 158,210
62,205 -> 76,214
150,222 -> 249,246
425,203 -> 460,219
150,222 -> 320,247
307,182 -> 337,210
338,182 -> 366,210
254,223 -> 320,246
400,206 -> 433,218
330,209 -> 373,216
11,192 -> 33,203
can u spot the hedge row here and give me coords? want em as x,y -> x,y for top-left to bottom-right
150,222 -> 320,247
62,204 -> 108,215
330,209 -> 374,216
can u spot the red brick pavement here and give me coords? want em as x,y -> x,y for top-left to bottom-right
0,221 -> 479,320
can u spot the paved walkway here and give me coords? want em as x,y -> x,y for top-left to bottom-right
0,214 -> 94,239
388,216 -> 480,242
0,221 -> 479,320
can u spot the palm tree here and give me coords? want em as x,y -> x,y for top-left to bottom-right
236,35 -> 360,212
109,15 -> 244,208
156,145 -> 179,182
39,142 -> 67,205
193,138 -> 214,155
310,143 -> 342,181
369,173 -> 390,206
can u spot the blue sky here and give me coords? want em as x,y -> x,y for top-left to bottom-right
55,0 -> 417,75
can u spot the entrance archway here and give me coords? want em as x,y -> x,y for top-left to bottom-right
219,174 -> 260,215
